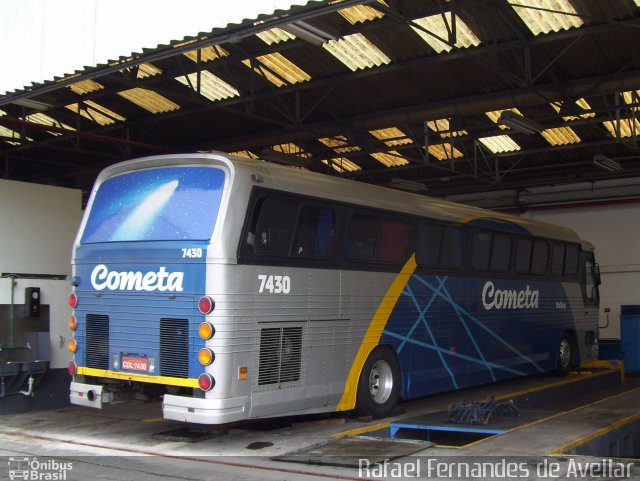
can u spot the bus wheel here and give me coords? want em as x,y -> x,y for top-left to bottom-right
554,336 -> 573,375
355,347 -> 401,419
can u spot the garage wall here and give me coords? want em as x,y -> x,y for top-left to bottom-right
522,201 -> 640,340
0,179 -> 82,369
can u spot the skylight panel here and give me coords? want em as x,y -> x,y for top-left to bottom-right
478,135 -> 521,153
323,33 -> 391,71
411,13 -> 481,53
550,98 -> 595,121
230,150 -> 259,159
25,113 -> 75,136
318,135 -> 361,153
541,127 -> 581,145
369,127 -> 413,146
256,28 -> 296,45
242,53 -> 311,87
370,151 -> 409,167
0,125 -> 23,145
182,44 -> 230,63
426,118 -> 468,138
486,108 -> 524,129
136,63 -> 163,79
272,143 -> 312,157
603,118 -> 640,138
68,79 -> 104,95
622,90 -> 640,111
322,157 -> 362,173
338,4 -> 386,24
118,88 -> 180,114
510,0 -> 584,35
427,143 -> 464,160
175,71 -> 240,101
65,100 -> 125,125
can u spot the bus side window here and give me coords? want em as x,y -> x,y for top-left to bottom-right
584,258 -> 597,301
344,212 -> 380,261
490,233 -> 512,272
515,238 -> 532,274
376,218 -> 410,263
531,240 -> 549,275
551,244 -> 565,276
564,245 -> 579,276
253,197 -> 299,256
440,226 -> 464,268
292,206 -> 335,258
472,231 -> 491,271
416,222 -> 443,267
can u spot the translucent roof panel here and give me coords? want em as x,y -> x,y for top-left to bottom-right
256,27 -> 296,45
478,135 -> 521,153
175,71 -> 240,101
25,113 -> 75,136
622,90 -> 640,111
427,143 -> 464,160
318,135 -> 361,153
180,43 -> 230,63
541,127 -> 581,145
65,100 -> 125,126
426,118 -> 468,138
117,88 -> 180,114
322,157 -> 361,173
510,0 -> 584,35
550,98 -> 595,121
338,3 -> 386,24
135,63 -> 163,79
323,33 -> 391,71
242,53 -> 311,87
230,150 -> 259,159
370,151 -> 409,167
369,127 -> 413,146
486,108 -> 524,130
411,13 -> 481,53
68,79 -> 104,95
272,143 -> 312,157
603,118 -> 640,138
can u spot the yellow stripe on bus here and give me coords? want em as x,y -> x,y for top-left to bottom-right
78,367 -> 199,388
337,254 -> 418,411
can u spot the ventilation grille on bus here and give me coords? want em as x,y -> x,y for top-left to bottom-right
258,327 -> 303,386
160,318 -> 189,378
86,314 -> 110,370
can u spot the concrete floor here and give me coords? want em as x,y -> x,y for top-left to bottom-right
1,368 -> 639,480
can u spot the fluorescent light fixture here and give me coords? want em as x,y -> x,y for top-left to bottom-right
281,21 -> 336,46
498,111 -> 542,135
593,155 -> 623,172
390,178 -> 427,192
12,98 -> 52,111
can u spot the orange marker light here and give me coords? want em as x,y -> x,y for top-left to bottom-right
198,322 -> 215,340
68,316 -> 77,331
68,338 -> 77,353
198,348 -> 215,366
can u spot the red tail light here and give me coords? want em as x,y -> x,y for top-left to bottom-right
68,293 -> 78,308
68,361 -> 77,376
198,373 -> 215,391
198,296 -> 214,315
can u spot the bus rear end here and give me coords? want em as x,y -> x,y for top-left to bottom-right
68,158 -> 227,416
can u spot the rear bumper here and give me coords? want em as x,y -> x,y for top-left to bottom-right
70,381 -> 104,408
162,394 -> 250,424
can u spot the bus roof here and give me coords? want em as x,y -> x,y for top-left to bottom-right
98,152 -> 583,245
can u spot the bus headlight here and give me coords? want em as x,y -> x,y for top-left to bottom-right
198,348 -> 215,366
198,322 -> 215,340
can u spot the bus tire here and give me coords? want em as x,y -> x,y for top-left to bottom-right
354,346 -> 401,419
554,335 -> 573,375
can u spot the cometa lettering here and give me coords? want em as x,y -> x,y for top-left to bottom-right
90,264 -> 184,292
482,281 -> 539,310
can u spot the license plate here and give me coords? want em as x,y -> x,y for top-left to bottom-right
121,356 -> 148,372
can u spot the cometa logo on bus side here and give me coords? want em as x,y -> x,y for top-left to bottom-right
482,281 -> 539,310
90,264 -> 184,292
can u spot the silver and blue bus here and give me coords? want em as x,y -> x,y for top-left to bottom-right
67,152 -> 601,423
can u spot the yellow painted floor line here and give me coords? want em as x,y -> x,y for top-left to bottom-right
331,422 -> 390,439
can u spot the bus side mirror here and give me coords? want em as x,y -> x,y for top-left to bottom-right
594,263 -> 602,285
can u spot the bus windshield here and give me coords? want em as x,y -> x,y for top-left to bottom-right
81,166 -> 225,243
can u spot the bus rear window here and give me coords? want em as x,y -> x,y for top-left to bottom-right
81,167 -> 225,243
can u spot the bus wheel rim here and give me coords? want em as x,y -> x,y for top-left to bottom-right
369,359 -> 393,404
559,338 -> 571,368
